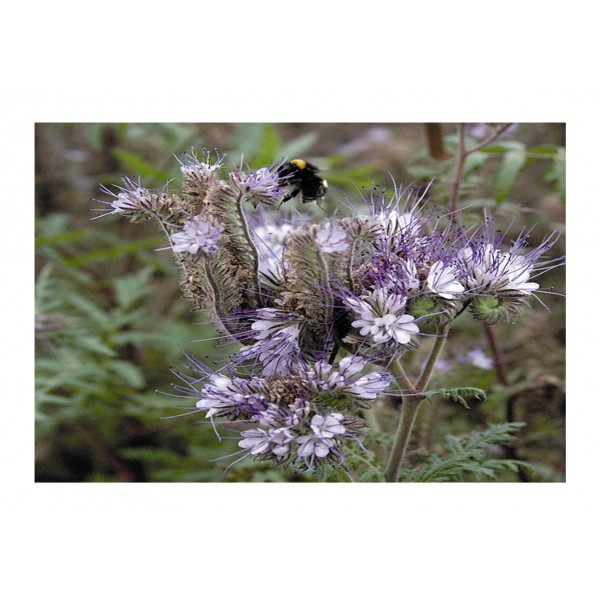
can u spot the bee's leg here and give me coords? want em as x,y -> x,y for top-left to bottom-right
277,188 -> 300,209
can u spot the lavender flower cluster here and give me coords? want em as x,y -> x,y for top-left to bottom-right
97,150 -> 563,474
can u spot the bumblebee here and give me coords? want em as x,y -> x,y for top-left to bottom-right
277,159 -> 328,205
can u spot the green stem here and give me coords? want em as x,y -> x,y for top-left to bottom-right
416,321 -> 452,392
384,393 -> 423,482
235,193 -> 263,304
383,323 -> 452,482
390,357 -> 416,395
448,124 -> 467,216
482,322 -> 509,386
447,123 -> 514,218
316,248 -> 334,326
383,358 -> 419,482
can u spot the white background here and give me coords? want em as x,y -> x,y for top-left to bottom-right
2,1 -> 593,599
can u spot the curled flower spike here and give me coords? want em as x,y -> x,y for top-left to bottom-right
94,177 -> 155,220
455,221 -> 563,323
178,148 -> 225,204
457,220 -> 561,296
178,148 -> 224,179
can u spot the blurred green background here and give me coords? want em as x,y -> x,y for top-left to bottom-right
35,123 -> 565,482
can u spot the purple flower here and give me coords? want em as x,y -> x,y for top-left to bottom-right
94,177 -> 154,219
235,309 -> 307,377
295,413 -> 347,470
169,215 -> 224,255
230,165 -> 288,206
315,222 -> 349,254
177,351 -> 383,471
456,223 -> 562,297
426,260 -> 465,299
251,220 -> 292,286
194,373 -> 270,420
239,426 -> 296,459
178,148 -> 224,180
309,356 -> 392,401
344,288 -> 419,346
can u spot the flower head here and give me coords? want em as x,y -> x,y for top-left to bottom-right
194,373 -> 269,420
229,165 -> 288,206
176,350 -> 386,471
315,222 -> 349,254
251,219 -> 293,287
309,355 -> 392,404
425,260 -> 465,299
94,177 -> 155,220
168,214 -> 224,255
455,220 -> 563,323
344,288 -> 419,346
457,220 -> 560,297
239,426 -> 296,461
235,309 -> 307,377
179,148 -> 224,178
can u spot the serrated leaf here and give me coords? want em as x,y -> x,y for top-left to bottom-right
492,144 -> 526,203
113,149 -> 170,181
543,148 -> 566,201
66,294 -> 111,329
481,140 -> 525,153
73,335 -> 116,357
113,266 -> 154,310
463,150 -> 489,175
279,132 -> 320,161
252,126 -> 281,166
108,360 -> 145,388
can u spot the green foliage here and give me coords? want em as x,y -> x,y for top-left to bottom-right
35,122 -> 565,482
423,387 -> 487,410
35,214 -> 233,482
407,129 -> 566,208
401,422 -> 530,482
321,435 -> 389,482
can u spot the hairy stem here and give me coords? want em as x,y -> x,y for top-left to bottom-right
384,323 -> 451,482
316,248 -> 334,326
389,356 -> 416,394
202,257 -> 225,323
235,193 -> 263,303
448,124 -> 467,216
416,321 -> 452,392
384,391 -> 423,482
383,358 -> 419,481
483,322 -> 509,386
448,123 -> 514,217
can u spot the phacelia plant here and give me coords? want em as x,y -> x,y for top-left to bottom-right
95,148 -> 564,481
